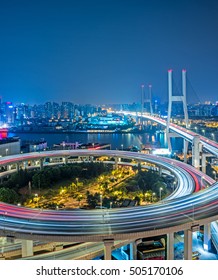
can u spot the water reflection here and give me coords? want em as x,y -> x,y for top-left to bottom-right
9,131 -> 177,150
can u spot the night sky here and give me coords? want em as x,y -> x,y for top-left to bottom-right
0,0 -> 218,105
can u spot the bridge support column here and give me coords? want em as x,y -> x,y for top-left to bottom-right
129,241 -> 137,260
63,157 -> 68,165
40,159 -> 43,170
16,163 -> 19,172
114,157 -> 119,169
158,167 -> 162,176
184,230 -> 192,260
103,239 -> 114,260
183,140 -> 188,163
166,70 -> 189,152
167,232 -> 174,260
201,153 -> 214,175
192,136 -> 201,169
203,224 -> 212,251
201,154 -> 206,174
22,240 -> 33,258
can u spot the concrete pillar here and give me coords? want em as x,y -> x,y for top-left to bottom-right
182,69 -> 189,127
114,157 -> 118,169
103,239 -> 114,260
167,232 -> 174,260
203,224 -> 212,251
16,163 -> 19,172
158,167 -> 163,176
141,84 -> 144,123
167,70 -> 172,134
63,157 -> 68,165
22,240 -> 33,258
130,241 -> 137,260
201,154 -> 207,174
183,139 -> 188,163
40,159 -> 43,170
192,136 -> 200,169
184,230 -> 192,260
23,161 -> 28,170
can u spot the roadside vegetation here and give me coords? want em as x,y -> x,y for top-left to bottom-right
0,162 -> 168,209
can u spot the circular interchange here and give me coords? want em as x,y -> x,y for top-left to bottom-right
0,149 -> 217,242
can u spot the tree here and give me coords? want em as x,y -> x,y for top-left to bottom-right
86,191 -> 100,208
0,187 -> 19,204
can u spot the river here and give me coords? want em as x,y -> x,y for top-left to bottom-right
8,131 -> 184,151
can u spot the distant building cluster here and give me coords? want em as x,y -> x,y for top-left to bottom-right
188,102 -> 218,117
0,101 -> 103,126
0,99 -> 217,132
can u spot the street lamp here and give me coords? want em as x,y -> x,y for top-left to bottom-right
152,192 -> 156,202
35,193 -> 39,208
213,171 -> 217,181
121,144 -> 123,150
100,194 -> 103,209
110,201 -> 112,209
5,149 -> 8,156
75,177 -> 79,186
173,181 -> 176,191
159,187 -> 163,201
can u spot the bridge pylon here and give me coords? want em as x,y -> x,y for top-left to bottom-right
144,84 -> 153,116
166,69 -> 189,161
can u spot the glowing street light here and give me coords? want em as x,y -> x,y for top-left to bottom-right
152,192 -> 156,202
159,187 -> 163,201
75,178 -> 79,186
35,193 -> 39,207
63,142 -> 66,150
173,181 -> 176,191
100,194 -> 103,209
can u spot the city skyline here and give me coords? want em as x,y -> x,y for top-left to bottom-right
0,0 -> 218,105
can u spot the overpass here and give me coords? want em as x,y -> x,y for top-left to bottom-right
120,111 -> 218,169
120,111 -> 218,156
0,149 -> 217,260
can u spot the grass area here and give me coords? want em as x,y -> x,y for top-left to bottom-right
24,167 -> 136,209
23,167 -> 167,210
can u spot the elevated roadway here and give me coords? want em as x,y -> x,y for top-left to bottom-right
0,150 -> 217,244
120,111 -> 218,157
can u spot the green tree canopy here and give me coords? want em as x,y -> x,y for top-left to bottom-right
0,187 -> 19,204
